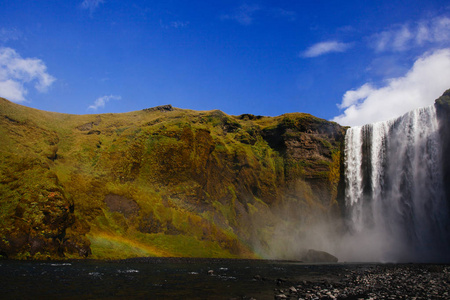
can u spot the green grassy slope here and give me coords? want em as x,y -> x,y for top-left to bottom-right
0,98 -> 345,260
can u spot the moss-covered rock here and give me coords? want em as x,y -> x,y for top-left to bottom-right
0,153 -> 88,259
0,97 -> 346,260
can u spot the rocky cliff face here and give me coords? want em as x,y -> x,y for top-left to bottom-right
435,89 -> 450,207
0,98 -> 345,259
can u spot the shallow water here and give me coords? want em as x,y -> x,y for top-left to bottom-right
14,258 -> 449,299
0,257 -> 358,299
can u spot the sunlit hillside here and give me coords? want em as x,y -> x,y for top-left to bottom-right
0,97 -> 345,260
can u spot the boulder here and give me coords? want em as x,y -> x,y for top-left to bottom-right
302,249 -> 338,263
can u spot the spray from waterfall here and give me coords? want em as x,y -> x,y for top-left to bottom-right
342,105 -> 450,262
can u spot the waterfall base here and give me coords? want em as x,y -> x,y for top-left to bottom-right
342,105 -> 450,262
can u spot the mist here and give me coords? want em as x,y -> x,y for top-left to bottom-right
254,200 -> 449,263
254,104 -> 450,263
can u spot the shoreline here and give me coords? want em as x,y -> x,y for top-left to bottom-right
0,259 -> 449,299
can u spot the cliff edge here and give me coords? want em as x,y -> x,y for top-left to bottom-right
0,98 -> 345,260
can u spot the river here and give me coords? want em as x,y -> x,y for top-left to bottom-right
1,258 -> 449,299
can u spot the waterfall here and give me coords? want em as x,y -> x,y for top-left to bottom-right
344,105 -> 450,262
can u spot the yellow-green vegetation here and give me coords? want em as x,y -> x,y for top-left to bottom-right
0,98 -> 345,260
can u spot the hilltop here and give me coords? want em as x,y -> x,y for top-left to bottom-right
0,97 -> 345,260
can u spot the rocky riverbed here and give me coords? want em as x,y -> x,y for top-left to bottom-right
269,264 -> 450,300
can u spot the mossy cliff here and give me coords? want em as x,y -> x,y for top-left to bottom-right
0,98 -> 345,260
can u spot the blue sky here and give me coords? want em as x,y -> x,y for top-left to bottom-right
1,0 -> 450,126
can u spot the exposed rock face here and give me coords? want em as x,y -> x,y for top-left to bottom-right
76,116 -> 101,131
143,104 -> 174,112
435,89 -> 450,206
105,194 -> 140,219
261,115 -> 344,207
0,97 -> 345,259
0,154 -> 89,259
5,90 -> 449,260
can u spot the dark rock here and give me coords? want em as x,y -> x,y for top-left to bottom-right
3,115 -> 20,124
138,212 -> 164,234
143,104 -> 174,112
237,113 -> 263,120
62,234 -> 92,258
165,221 -> 184,235
222,117 -> 241,133
76,117 -> 101,131
276,278 -> 287,286
435,88 -> 450,207
261,125 -> 286,153
87,130 -> 101,135
104,194 -> 140,219
29,237 -> 46,255
302,249 -> 338,263
0,161 -> 87,259
76,122 -> 94,131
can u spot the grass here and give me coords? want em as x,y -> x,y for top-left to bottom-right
0,97 -> 345,260
88,229 -> 254,259
88,231 -> 174,259
133,232 -> 248,258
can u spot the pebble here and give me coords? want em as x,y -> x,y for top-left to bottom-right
273,264 -> 450,300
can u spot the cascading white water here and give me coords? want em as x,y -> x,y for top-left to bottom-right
344,105 -> 450,262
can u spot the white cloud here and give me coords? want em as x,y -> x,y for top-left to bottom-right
81,0 -> 105,13
88,95 -> 121,110
0,47 -> 55,102
339,83 -> 375,109
371,16 -> 450,52
0,79 -> 26,102
301,41 -> 352,58
332,48 -> 450,126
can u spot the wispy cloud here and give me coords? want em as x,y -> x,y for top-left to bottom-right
301,41 -> 352,58
160,20 -> 190,29
81,0 -> 105,13
0,28 -> 22,42
169,21 -> 189,29
221,4 -> 262,25
270,8 -> 297,21
88,94 -> 121,110
332,48 -> 450,126
0,47 -> 55,102
370,16 -> 450,52
221,4 -> 296,25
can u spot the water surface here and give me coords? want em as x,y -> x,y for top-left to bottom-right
0,257 -> 350,299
